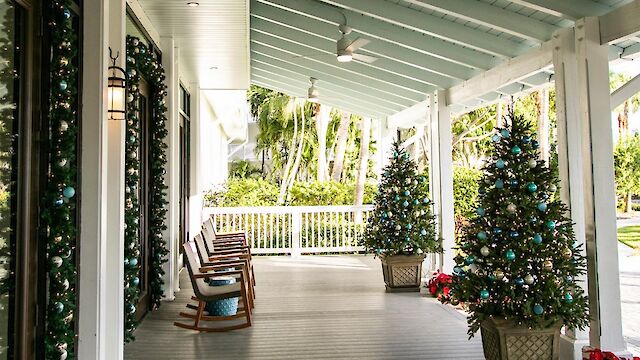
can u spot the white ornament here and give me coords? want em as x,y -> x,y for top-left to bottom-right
528,159 -> 537,168
59,121 -> 69,132
506,203 -> 517,213
524,274 -> 535,285
52,256 -> 63,267
60,350 -> 68,360
549,184 -> 557,193
480,246 -> 490,256
405,178 -> 411,184
395,225 -> 401,230
58,159 -> 67,167
62,279 -> 69,290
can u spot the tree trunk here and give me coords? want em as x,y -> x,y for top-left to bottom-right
330,111 -> 350,181
626,192 -> 633,214
536,88 -> 550,163
315,104 -> 330,182
278,104 -> 297,204
287,101 -> 306,193
354,117 -> 371,208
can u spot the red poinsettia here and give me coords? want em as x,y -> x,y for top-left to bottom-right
427,270 -> 453,303
583,347 -> 640,360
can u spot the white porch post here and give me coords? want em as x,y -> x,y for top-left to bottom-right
429,91 -> 455,273
554,18 -> 630,356
161,36 -> 178,301
77,0 -> 127,358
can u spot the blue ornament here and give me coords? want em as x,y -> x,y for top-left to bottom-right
531,140 -> 539,149
128,303 -> 136,314
479,187 -> 486,195
522,136 -> 532,144
404,236 -> 409,241
530,216 -> 538,224
59,80 -> 68,91
510,179 -> 519,188
493,227 -> 502,235
128,135 -> 136,144
566,275 -> 574,282
423,197 -> 430,204
393,151 -> 398,158
495,179 -> 504,189
505,249 -> 516,261
564,293 -> 574,303
496,159 -> 505,169
55,198 -> 64,207
395,195 -> 400,201
382,212 -> 387,218
533,304 -> 544,315
476,207 -> 486,216
63,9 -> 71,19
488,274 -> 496,282
480,289 -> 490,299
129,258 -> 138,267
500,129 -> 510,138
131,277 -> 140,286
515,277 -> 524,286
404,190 -> 410,196
420,229 -> 427,236
511,145 -> 522,155
537,202 -> 548,212
533,233 -> 543,245
413,199 -> 419,205
492,134 -> 501,142
509,231 -> 519,238
124,258 -> 129,266
546,220 -> 556,230
476,231 -> 488,240
527,183 -> 538,193
54,302 -> 64,313
465,255 -> 475,265
63,186 -> 75,198
402,200 -> 409,207
420,176 -> 426,182
407,224 -> 412,230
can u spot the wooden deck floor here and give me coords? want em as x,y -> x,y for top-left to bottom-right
124,255 -> 484,360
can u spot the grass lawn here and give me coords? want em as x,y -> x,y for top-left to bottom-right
618,225 -> 640,249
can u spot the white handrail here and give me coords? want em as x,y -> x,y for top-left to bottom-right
203,205 -> 375,257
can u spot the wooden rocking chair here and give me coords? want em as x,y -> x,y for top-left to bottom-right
174,242 -> 252,332
201,221 -> 256,288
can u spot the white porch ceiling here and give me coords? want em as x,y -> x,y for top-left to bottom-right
134,0 -> 250,90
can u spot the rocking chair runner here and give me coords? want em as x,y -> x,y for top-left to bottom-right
174,242 -> 252,332
194,233 -> 255,305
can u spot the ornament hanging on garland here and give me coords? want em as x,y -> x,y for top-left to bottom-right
41,1 -> 79,358
123,35 -> 170,343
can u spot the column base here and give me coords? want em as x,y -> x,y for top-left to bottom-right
560,334 -> 590,360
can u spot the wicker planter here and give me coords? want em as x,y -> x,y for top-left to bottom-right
379,254 -> 426,292
480,317 -> 561,360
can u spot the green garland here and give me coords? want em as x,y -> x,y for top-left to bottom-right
124,36 -> 169,342
42,0 -> 79,359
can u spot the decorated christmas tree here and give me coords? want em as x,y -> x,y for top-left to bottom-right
362,141 -> 439,256
450,112 -> 589,336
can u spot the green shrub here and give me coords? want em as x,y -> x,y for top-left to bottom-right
203,178 -> 279,207
229,160 -> 262,179
453,166 -> 481,218
288,181 -> 376,206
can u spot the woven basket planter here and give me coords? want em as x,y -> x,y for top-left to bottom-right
481,317 -> 561,360
379,254 -> 426,292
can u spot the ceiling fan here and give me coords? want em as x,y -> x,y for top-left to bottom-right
295,23 -> 378,64
307,77 -> 320,103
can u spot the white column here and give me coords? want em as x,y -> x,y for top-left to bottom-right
429,91 -> 455,273
378,118 -> 396,178
188,83 -> 204,241
78,0 -> 109,358
554,19 -> 630,357
553,27 -> 591,360
160,36 -> 178,301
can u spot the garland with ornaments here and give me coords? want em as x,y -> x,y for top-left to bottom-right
448,112 -> 589,337
123,36 -> 170,342
42,0 -> 79,358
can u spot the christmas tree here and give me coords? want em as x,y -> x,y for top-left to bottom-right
362,141 -> 440,256
450,112 -> 589,337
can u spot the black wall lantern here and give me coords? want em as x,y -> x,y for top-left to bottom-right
108,48 -> 127,120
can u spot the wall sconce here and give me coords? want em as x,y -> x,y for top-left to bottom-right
108,48 -> 127,120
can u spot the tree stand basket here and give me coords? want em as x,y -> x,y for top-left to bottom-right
380,254 -> 426,292
480,317 -> 561,360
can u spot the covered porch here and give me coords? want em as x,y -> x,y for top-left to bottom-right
124,255 -> 483,359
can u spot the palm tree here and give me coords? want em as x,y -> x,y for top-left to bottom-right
330,111 -> 350,181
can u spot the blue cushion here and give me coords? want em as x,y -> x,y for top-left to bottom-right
206,276 -> 239,316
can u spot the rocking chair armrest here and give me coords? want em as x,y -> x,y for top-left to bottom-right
215,231 -> 245,237
199,262 -> 246,272
209,253 -> 249,261
201,260 -> 245,268
213,239 -> 246,246
212,244 -> 248,250
211,247 -> 249,255
194,270 -> 244,279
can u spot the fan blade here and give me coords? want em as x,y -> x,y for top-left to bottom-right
352,53 -> 378,63
345,37 -> 370,52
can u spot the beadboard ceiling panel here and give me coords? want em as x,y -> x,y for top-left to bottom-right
136,0 -> 250,89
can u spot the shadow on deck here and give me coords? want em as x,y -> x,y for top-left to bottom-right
124,255 -> 484,360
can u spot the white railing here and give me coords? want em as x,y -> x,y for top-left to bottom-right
203,205 -> 375,256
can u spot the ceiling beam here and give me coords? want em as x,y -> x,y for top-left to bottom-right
251,68 -> 401,114
251,78 -> 385,119
611,71 -> 640,109
258,0 -> 497,70
600,0 -> 640,44
251,52 -> 416,107
403,0 -> 558,42
250,17 -> 453,89
445,40 -> 553,106
251,59 -> 407,111
508,0 -> 611,20
315,0 -> 528,57
251,34 -> 428,101
251,2 -> 469,82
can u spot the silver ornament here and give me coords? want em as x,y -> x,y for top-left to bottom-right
528,159 -> 537,168
59,121 -> 69,132
52,256 -> 63,268
524,274 -> 534,285
506,203 -> 517,213
549,184 -> 557,193
563,248 -> 573,258
480,246 -> 490,256
62,279 -> 70,290
543,260 -> 553,271
495,269 -> 504,280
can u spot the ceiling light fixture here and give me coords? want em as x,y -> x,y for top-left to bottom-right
187,2 -> 199,7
